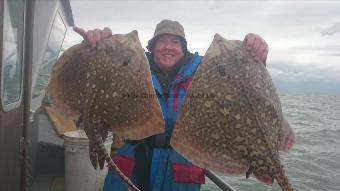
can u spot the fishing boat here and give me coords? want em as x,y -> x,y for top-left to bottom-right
0,0 -> 235,190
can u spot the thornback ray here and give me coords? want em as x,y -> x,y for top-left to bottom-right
171,34 -> 295,191
47,30 -> 165,191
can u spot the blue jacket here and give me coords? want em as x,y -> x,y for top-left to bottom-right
103,53 -> 204,191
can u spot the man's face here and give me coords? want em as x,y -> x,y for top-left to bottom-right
152,34 -> 184,71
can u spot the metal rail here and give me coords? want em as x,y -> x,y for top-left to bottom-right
204,169 -> 236,191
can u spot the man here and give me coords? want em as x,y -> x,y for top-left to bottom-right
74,19 -> 270,191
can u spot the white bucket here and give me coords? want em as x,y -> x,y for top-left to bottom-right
64,129 -> 112,191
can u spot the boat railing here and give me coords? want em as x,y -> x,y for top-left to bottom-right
204,169 -> 237,191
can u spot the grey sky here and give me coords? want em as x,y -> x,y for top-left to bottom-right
66,0 -> 340,94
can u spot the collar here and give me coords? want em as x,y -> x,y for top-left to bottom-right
146,52 -> 194,77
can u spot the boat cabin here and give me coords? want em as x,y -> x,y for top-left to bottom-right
0,0 -> 73,190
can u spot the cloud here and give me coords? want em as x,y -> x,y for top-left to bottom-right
67,0 -> 340,94
268,65 -> 340,94
293,45 -> 340,52
322,22 -> 340,36
268,68 -> 321,82
322,52 -> 340,56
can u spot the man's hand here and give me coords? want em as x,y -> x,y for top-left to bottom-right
73,26 -> 112,48
243,33 -> 268,66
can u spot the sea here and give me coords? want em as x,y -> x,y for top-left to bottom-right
201,92 -> 340,191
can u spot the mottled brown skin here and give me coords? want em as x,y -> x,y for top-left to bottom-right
171,34 -> 293,191
47,31 -> 164,191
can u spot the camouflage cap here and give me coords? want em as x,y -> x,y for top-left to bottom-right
146,19 -> 187,52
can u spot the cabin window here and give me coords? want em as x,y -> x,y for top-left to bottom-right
1,0 -> 25,107
32,12 -> 67,98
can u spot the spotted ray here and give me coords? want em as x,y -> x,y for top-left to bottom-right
171,34 -> 294,191
47,31 -> 164,191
